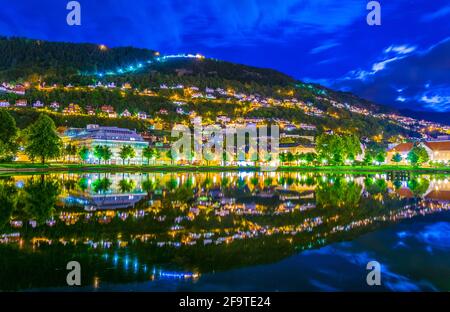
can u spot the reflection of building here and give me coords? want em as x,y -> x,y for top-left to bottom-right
64,193 -> 147,210
424,179 -> 450,203
64,125 -> 149,165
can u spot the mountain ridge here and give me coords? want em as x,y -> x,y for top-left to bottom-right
0,36 -> 447,139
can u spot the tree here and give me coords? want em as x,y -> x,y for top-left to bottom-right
142,178 -> 157,196
25,114 -> 62,164
0,178 -> 18,230
119,145 -> 135,165
166,149 -> 177,165
23,176 -> 60,224
408,146 -> 429,166
363,151 -> 374,165
286,152 -> 295,165
391,152 -> 402,163
93,145 -> 112,164
316,133 -> 361,165
142,146 -> 153,165
93,145 -> 104,164
119,179 -> 136,192
0,109 -> 18,162
375,151 -> 386,164
279,152 -> 287,165
78,146 -> 90,163
305,152 -> 316,164
153,148 -> 161,165
92,177 -> 112,193
102,146 -> 112,164
64,144 -> 78,162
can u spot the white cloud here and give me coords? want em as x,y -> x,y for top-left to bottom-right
372,57 -> 402,72
310,41 -> 340,54
384,44 -> 416,55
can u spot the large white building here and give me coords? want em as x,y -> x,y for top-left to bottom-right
64,125 -> 149,165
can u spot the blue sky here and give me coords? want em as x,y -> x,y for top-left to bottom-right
0,0 -> 449,112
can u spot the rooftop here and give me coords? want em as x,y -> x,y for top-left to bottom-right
65,125 -> 146,143
388,142 -> 414,153
423,140 -> 450,151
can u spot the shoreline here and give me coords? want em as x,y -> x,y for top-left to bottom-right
0,164 -> 449,175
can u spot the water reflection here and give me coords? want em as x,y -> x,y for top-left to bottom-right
0,171 -> 449,291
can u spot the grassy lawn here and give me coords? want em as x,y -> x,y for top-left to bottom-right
0,162 -> 449,174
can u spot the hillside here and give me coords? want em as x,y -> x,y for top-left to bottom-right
0,36 -> 442,140
0,36 -> 156,81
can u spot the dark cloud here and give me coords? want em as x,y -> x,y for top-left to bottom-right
332,38 -> 450,112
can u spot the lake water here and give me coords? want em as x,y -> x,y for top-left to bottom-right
0,171 -> 449,291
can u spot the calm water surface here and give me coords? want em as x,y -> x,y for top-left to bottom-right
0,171 -> 449,291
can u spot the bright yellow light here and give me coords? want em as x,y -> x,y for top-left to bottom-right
99,44 -> 108,51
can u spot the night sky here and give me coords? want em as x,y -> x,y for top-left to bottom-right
0,0 -> 449,112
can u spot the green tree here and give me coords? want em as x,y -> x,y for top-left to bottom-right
279,152 -> 287,165
78,146 -> 90,163
408,177 -> 430,196
286,152 -> 295,165
166,149 -> 174,165
25,114 -> 62,164
305,152 -> 316,164
64,144 -> 78,162
119,179 -> 136,192
92,177 -> 112,193
408,146 -> 429,166
142,178 -> 157,196
375,151 -> 386,164
316,134 -> 361,165
102,146 -> 112,164
0,178 -> 18,230
142,146 -> 154,165
391,152 -> 402,163
363,151 -> 374,165
0,110 -> 18,162
23,176 -> 60,224
119,145 -> 135,165
153,148 -> 161,165
93,145 -> 104,164
93,145 -> 112,164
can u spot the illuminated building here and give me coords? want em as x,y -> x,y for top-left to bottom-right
64,124 -> 149,165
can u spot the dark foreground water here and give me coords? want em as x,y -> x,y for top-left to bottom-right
0,171 -> 449,291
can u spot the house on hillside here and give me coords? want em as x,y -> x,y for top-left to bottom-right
387,140 -> 450,164
15,99 -> 27,107
120,109 -> 132,118
386,142 -> 414,164
422,140 -> 450,164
